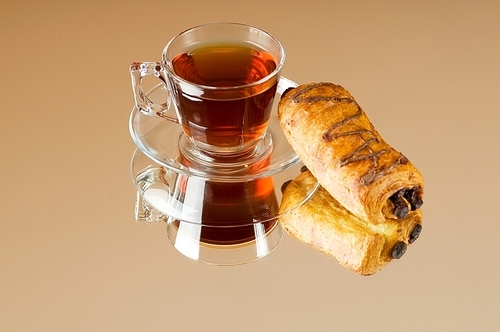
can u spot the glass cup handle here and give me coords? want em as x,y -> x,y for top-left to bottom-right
129,61 -> 179,123
134,190 -> 167,223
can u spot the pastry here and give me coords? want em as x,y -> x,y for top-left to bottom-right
278,82 -> 424,225
279,170 -> 423,275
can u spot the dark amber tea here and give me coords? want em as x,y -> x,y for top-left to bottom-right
171,152 -> 279,245
202,177 -> 278,245
171,42 -> 278,152
172,176 -> 279,245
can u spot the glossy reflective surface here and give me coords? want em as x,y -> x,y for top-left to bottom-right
2,1 -> 500,331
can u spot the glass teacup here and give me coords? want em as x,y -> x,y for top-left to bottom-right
130,22 -> 286,160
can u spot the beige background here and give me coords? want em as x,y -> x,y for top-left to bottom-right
1,0 -> 499,331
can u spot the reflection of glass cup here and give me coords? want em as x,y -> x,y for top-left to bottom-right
131,148 -> 284,265
173,148 -> 279,246
130,22 -> 286,158
170,176 -> 279,244
167,171 -> 281,265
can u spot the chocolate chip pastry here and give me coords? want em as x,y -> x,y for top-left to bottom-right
277,82 -> 424,274
280,170 -> 422,275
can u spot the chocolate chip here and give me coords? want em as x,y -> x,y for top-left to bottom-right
409,224 -> 422,244
300,165 -> 308,173
404,186 -> 424,210
393,198 -> 409,219
389,190 -> 409,219
391,241 -> 407,259
281,180 -> 292,193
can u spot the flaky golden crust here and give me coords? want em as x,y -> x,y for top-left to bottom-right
278,82 -> 424,225
279,171 -> 422,276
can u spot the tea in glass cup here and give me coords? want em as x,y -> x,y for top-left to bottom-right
130,22 -> 286,158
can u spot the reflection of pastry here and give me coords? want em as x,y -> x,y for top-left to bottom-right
280,170 -> 422,276
278,83 -> 424,225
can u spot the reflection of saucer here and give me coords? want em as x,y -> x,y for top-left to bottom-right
130,148 -> 319,225
129,77 -> 302,181
130,147 -> 319,265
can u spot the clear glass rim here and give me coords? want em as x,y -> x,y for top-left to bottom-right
161,22 -> 286,92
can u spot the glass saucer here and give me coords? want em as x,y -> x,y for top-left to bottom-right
129,77 -> 301,181
129,76 -> 320,265
130,148 -> 319,265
